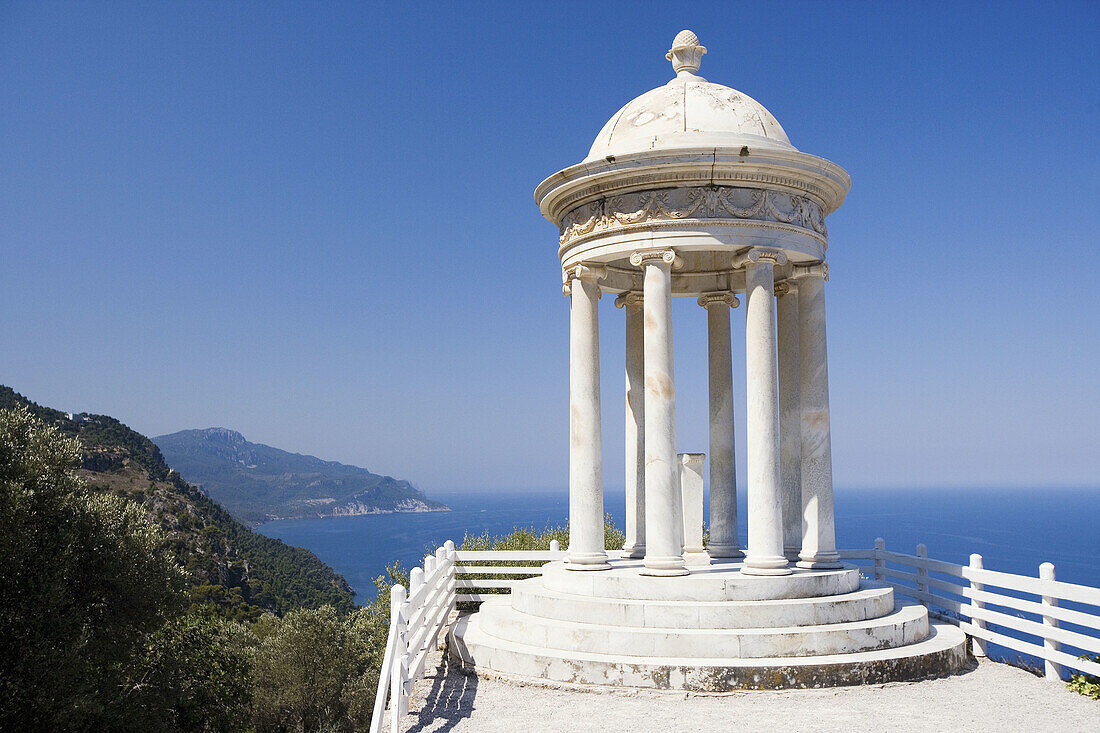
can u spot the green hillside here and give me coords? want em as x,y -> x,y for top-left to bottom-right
154,427 -> 448,525
0,386 -> 355,620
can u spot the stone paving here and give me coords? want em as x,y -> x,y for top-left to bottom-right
387,648 -> 1096,732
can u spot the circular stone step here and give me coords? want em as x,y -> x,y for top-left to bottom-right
510,578 -> 895,629
474,599 -> 929,658
540,559 -> 860,601
448,613 -> 969,691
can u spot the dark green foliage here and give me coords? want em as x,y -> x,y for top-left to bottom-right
250,606 -> 368,731
127,609 -> 255,731
0,395 -> 424,730
0,405 -> 186,730
229,525 -> 357,616
0,386 -> 355,619
1067,655 -> 1100,699
248,564 -> 408,732
154,427 -> 448,524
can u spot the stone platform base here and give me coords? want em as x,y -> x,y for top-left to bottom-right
448,560 -> 969,691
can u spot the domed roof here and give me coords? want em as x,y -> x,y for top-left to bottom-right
586,31 -> 794,162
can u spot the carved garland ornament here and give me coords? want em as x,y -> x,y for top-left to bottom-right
559,185 -> 827,245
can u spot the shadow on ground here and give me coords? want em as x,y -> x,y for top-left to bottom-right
405,655 -> 479,733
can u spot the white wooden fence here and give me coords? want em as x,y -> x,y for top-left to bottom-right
456,540 -> 578,603
370,540 -> 457,733
845,538 -> 1100,679
370,539 -> 1100,732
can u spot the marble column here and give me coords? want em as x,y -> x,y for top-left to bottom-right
698,292 -> 743,559
794,266 -> 842,569
616,291 -> 646,559
776,281 -> 803,561
741,248 -> 792,576
565,264 -> 610,571
631,249 -> 688,577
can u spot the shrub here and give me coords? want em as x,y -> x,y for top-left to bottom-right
459,512 -> 623,552
249,563 -> 407,732
1067,655 -> 1100,700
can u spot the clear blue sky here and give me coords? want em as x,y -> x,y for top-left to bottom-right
2,2 -> 1097,493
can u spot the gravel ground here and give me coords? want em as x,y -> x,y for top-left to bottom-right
386,647 -> 1096,733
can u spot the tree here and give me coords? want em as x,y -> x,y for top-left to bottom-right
127,608 -> 255,731
251,605 -> 366,732
248,563 -> 408,732
0,406 -> 186,729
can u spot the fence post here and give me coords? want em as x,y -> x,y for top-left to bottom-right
1039,562 -> 1063,681
443,541 -> 457,633
443,540 -> 456,591
390,584 -> 409,731
916,544 -> 928,606
433,550 -> 446,605
433,547 -> 450,650
434,548 -> 446,593
969,554 -> 987,658
550,539 -> 561,556
873,538 -> 885,581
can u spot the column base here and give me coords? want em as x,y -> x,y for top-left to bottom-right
784,547 -> 802,562
640,555 -> 689,576
741,554 -> 793,576
621,543 -> 646,559
707,544 -> 745,559
566,551 -> 612,571
797,551 -> 843,570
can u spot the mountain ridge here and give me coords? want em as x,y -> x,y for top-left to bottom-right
154,427 -> 449,525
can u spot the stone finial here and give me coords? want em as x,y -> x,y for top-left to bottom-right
667,30 -> 706,76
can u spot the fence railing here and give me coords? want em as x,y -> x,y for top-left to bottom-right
456,540 -> 587,603
843,539 -> 1100,680
371,539 -> 1100,732
370,540 -> 456,733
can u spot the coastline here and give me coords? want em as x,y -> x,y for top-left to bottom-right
254,504 -> 451,529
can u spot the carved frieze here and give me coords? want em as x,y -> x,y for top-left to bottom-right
558,185 -> 827,246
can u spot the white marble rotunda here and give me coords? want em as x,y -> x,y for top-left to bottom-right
450,30 -> 968,690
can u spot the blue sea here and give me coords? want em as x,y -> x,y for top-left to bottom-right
258,487 -> 1100,604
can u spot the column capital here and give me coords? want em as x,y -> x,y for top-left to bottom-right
614,291 -> 644,310
629,248 -> 682,269
733,247 -> 788,269
562,263 -> 607,296
697,291 -> 740,309
792,262 -> 829,281
774,281 -> 797,297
